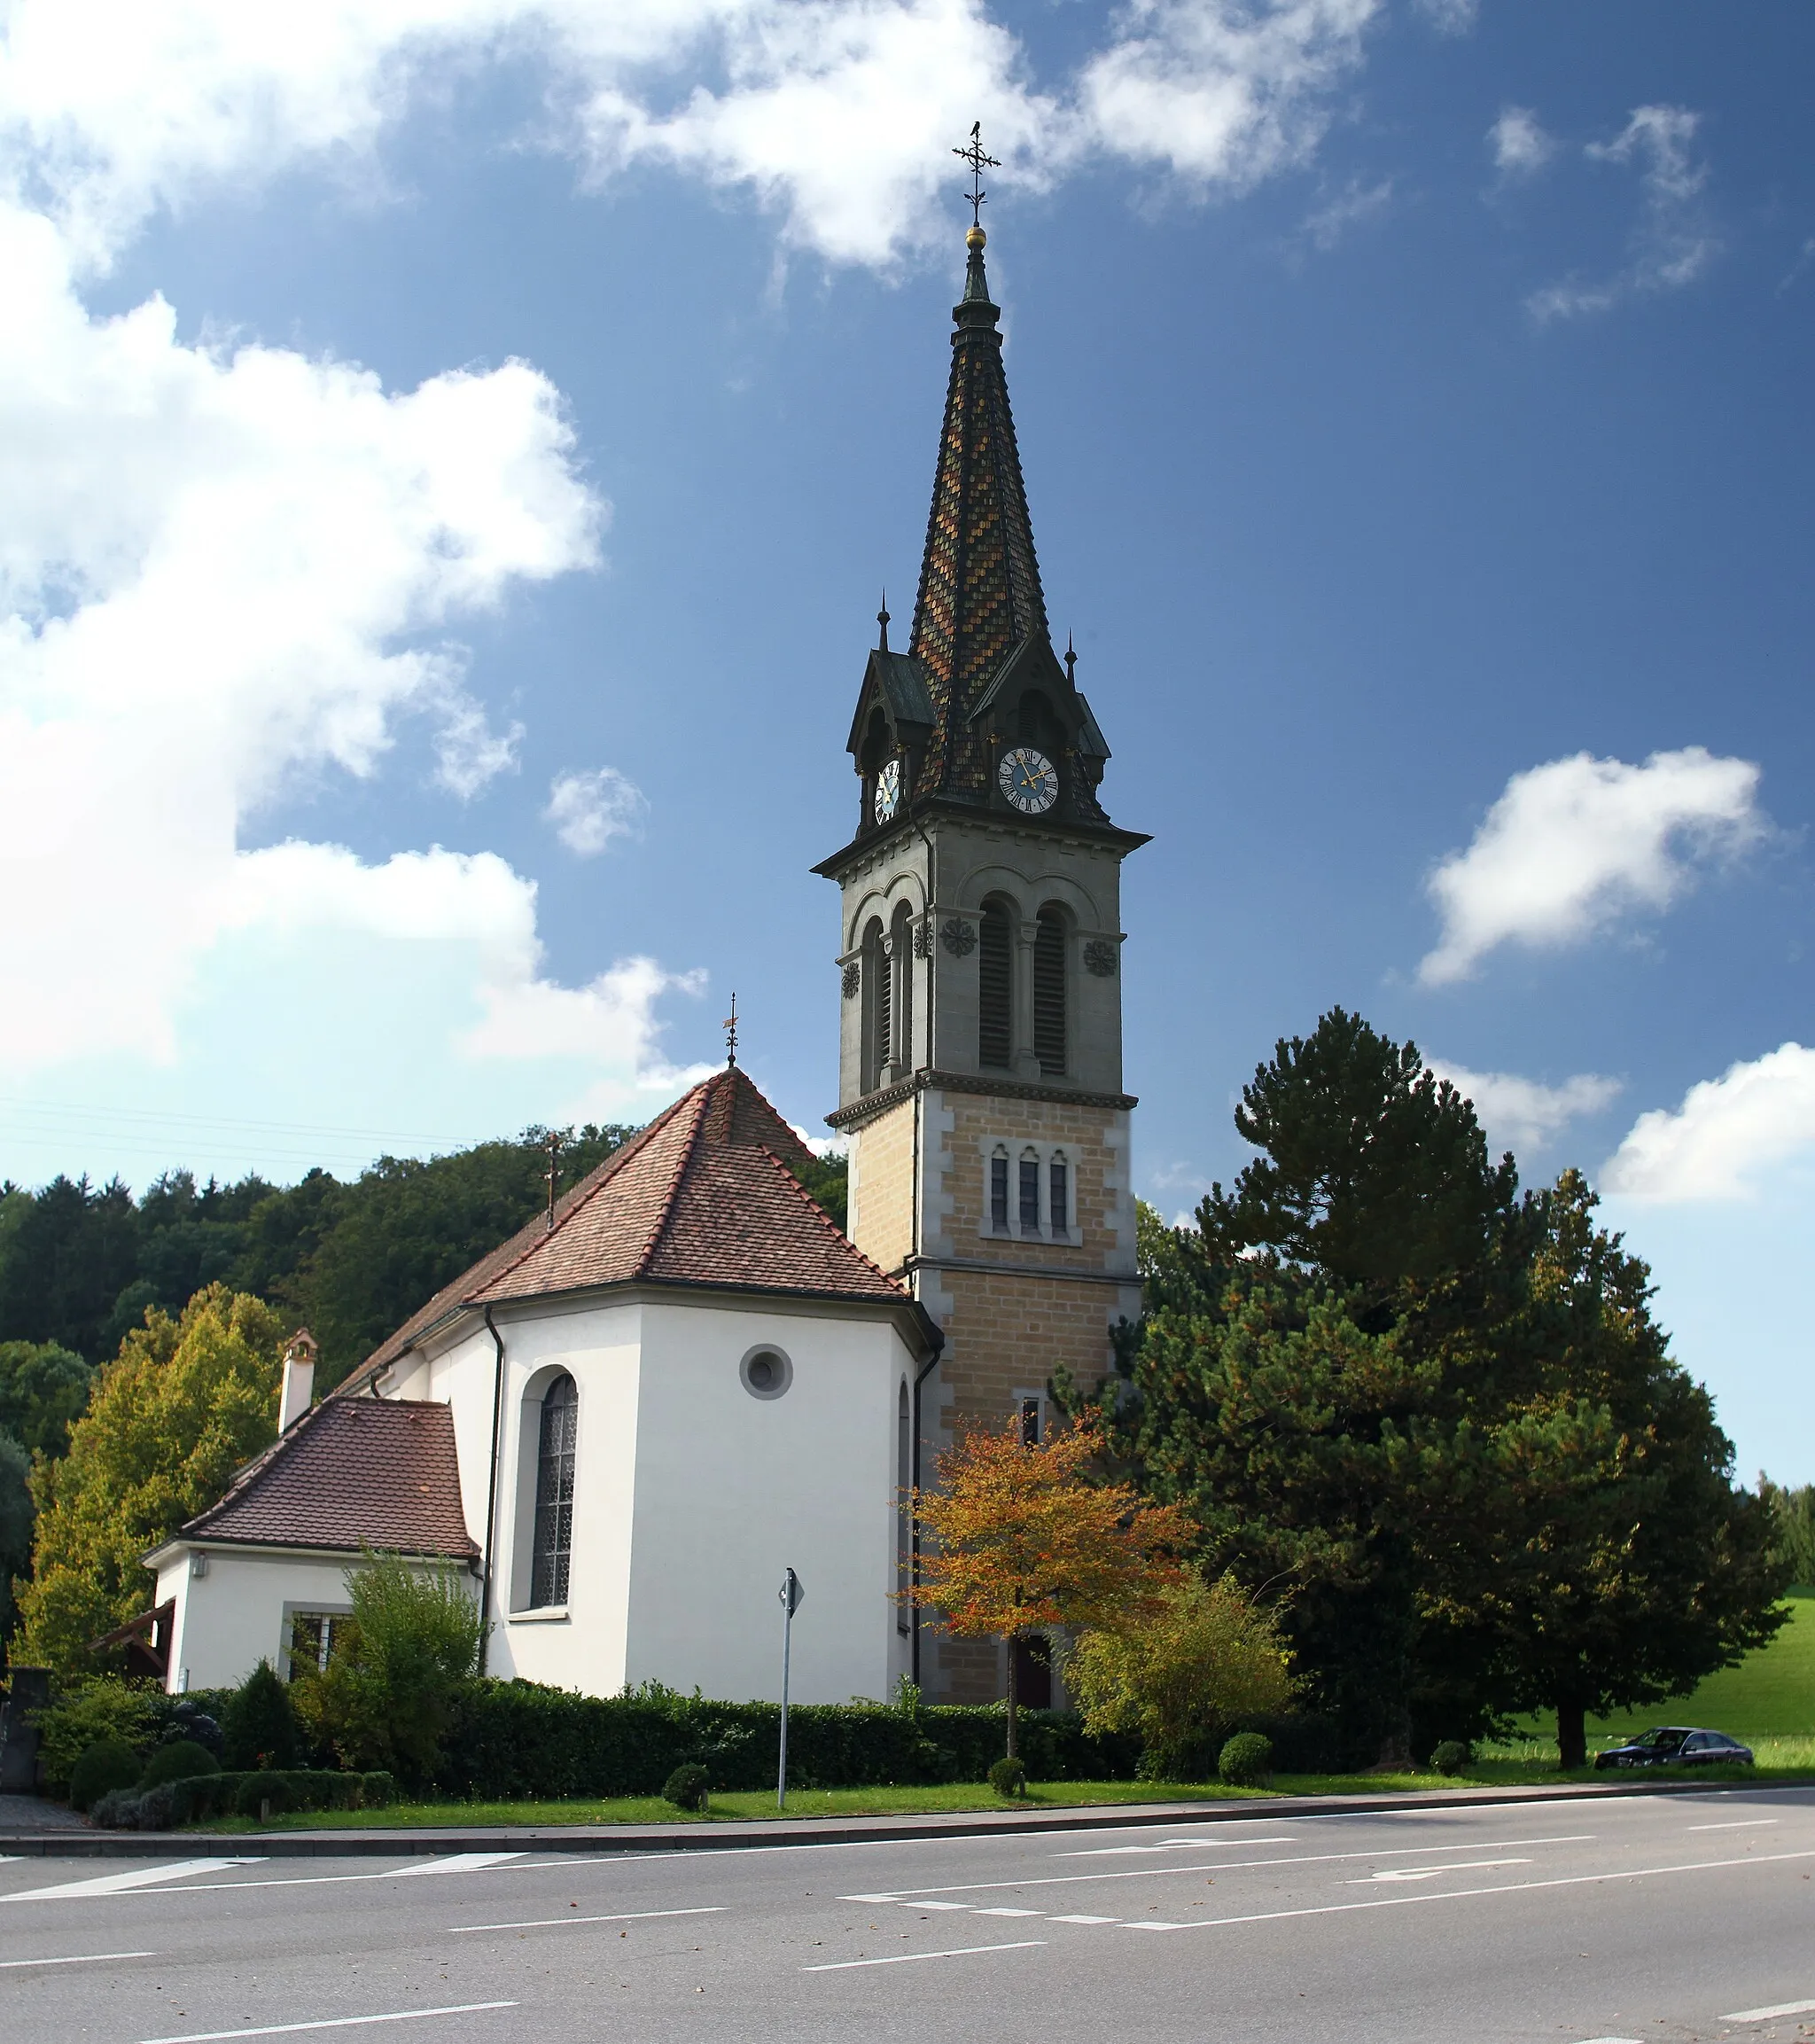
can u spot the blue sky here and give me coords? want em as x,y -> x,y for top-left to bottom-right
1,2 -> 1810,1478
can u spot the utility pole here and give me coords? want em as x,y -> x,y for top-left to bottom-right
776,1567 -> 804,1810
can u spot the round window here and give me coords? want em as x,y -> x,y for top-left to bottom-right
739,1346 -> 793,1400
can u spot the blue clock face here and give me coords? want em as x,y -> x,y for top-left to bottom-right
874,757 -> 902,823
998,745 -> 1058,815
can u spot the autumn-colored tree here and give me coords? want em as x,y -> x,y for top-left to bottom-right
903,1418 -> 1193,1758
14,1284 -> 286,1674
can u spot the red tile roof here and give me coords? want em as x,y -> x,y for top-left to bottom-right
345,1066 -> 908,1390
178,1398 -> 477,1559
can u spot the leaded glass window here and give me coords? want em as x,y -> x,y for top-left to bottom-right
530,1373 -> 577,1609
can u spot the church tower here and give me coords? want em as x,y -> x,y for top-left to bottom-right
814,212 -> 1149,1705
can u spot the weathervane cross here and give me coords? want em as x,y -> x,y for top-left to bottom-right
724,991 -> 739,1068
954,121 -> 999,230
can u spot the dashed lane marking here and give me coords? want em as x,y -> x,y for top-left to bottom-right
448,1906 -> 726,1933
393,1854 -> 526,1877
0,1949 -> 156,1969
1690,1820 -> 1780,1831
136,2002 -> 515,2044
839,1834 -> 1596,1904
1720,2000 -> 1815,2024
7,1860 -> 263,1900
804,1941 -> 1046,1972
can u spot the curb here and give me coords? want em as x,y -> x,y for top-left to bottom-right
2,1775 -> 1803,1860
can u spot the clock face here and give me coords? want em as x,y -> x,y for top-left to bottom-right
998,745 -> 1058,815
873,757 -> 902,823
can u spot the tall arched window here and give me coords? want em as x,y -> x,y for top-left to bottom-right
978,901 -> 1013,1070
1033,907 -> 1067,1076
530,1373 -> 577,1609
861,917 -> 888,1093
896,1382 -> 912,1633
890,901 -> 915,1075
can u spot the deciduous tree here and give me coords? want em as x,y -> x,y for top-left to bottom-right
904,1419 -> 1192,1758
14,1284 -> 286,1674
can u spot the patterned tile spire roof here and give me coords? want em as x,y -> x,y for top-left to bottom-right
909,224 -> 1051,802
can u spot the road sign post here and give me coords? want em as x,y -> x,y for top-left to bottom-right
777,1567 -> 804,1811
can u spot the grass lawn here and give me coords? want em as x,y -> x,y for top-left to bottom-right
1494,1586 -> 1815,1759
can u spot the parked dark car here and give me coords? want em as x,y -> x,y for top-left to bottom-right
1593,1727 -> 1755,1770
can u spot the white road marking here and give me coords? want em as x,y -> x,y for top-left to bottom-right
1049,1914 -> 1121,1924
1689,1820 -> 1780,1831
843,1834 -> 1596,1903
971,1907 -> 1042,1916
393,1853 -> 525,1877
1570,2035 -> 1643,2041
448,1906 -> 725,1933
910,1901 -> 974,1911
1065,1836 -> 1299,1857
7,1860 -> 263,1900
805,1941 -> 1045,1971
0,1949 -> 156,1969
137,2001 -> 515,2044
1127,1845 -> 1815,1933
1721,2000 -> 1815,2023
1347,1859 -> 1532,1884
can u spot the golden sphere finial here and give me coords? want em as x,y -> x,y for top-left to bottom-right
966,224 -> 986,251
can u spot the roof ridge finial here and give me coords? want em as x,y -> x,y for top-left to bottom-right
544,1129 -> 563,1231
724,990 -> 738,1068
877,591 -> 890,652
1065,631 -> 1077,684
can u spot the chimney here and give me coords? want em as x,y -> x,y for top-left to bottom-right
278,1330 -> 319,1432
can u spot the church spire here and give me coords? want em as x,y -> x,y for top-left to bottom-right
908,209 -> 1050,800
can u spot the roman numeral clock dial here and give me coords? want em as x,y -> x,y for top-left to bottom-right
998,745 -> 1058,815
874,757 -> 902,823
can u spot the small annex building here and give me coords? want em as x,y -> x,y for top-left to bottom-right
144,1065 -> 939,1705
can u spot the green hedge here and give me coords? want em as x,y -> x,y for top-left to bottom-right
431,1682 -> 1141,1800
90,1767 -> 387,1829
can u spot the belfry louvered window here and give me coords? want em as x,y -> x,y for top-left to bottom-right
530,1373 -> 577,1609
1033,908 -> 1067,1076
861,917 -> 888,1094
978,902 -> 1013,1069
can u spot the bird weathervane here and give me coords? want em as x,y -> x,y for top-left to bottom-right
954,121 -> 1000,230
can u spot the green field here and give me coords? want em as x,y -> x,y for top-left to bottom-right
1493,1587 -> 1815,1759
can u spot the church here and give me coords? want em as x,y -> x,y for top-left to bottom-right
141,206 -> 1146,1712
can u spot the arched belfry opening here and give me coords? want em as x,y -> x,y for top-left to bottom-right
1033,906 -> 1068,1077
978,900 -> 1014,1071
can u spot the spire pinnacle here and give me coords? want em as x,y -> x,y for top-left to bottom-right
1065,632 -> 1077,685
954,121 -> 998,231
724,991 -> 739,1067
877,593 -> 890,651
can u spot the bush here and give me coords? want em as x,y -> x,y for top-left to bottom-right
70,1736 -> 143,1812
1429,1740 -> 1472,1777
663,1763 -> 711,1813
222,1659 -> 300,1770
140,1739 -> 221,1790
362,1770 -> 396,1808
987,1756 -> 1027,1799
35,1678 -> 162,1791
164,1701 -> 225,1759
428,1681 -> 1138,1802
1219,1732 -> 1274,1787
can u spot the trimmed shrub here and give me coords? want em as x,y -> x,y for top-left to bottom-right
1429,1740 -> 1472,1777
663,1763 -> 710,1814
1219,1732 -> 1273,1787
1227,1712 -> 1369,1776
430,1681 -> 1138,1802
140,1739 -> 221,1790
222,1659 -> 299,1770
362,1771 -> 396,1809
90,1788 -> 144,1829
987,1756 -> 1027,1799
70,1736 -> 143,1812
163,1702 -> 225,1759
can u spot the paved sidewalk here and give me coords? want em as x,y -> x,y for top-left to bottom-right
1,1773 -> 1789,1859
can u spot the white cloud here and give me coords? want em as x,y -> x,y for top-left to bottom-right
1078,0 -> 1379,194
1412,0 -> 1476,33
433,690 -> 526,797
1,1 -> 1388,275
1419,747 -> 1766,987
0,193 -> 711,1101
1429,1060 -> 1623,1158
1529,105 -> 1717,323
1302,173 -> 1392,249
545,765 -> 648,854
1601,1044 -> 1815,1204
1488,105 -> 1554,180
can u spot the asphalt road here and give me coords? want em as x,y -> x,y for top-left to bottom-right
4,1789 -> 1813,2044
